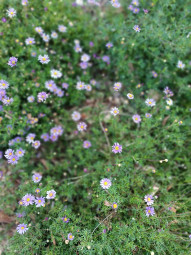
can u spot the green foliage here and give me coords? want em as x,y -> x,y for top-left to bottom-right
0,0 -> 191,254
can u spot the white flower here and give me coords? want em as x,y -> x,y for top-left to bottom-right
166,98 -> 173,106
110,107 -> 119,116
7,8 -> 17,18
81,54 -> 90,62
72,111 -> 81,121
51,31 -> 58,39
76,81 -> 85,90
177,60 -> 185,69
38,55 -> 50,64
58,25 -> 67,32
50,69 -> 62,79
127,93 -> 134,99
46,190 -> 56,199
145,98 -> 156,107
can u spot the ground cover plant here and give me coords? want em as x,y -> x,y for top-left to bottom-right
0,0 -> 191,254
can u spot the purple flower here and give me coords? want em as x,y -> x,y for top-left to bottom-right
16,212 -> 26,218
106,42 -> 113,49
41,133 -> 49,142
35,197 -> 45,207
35,188 -> 41,193
8,57 -> 18,67
102,55 -> 110,64
80,62 -> 88,69
2,97 -> 14,105
76,81 -> 85,90
112,143 -> 122,154
146,206 -> 155,217
112,202 -> 118,209
132,114 -> 141,123
16,223 -> 28,234
133,7 -> 140,13
38,92 -> 48,102
26,133 -> 36,144
145,98 -> 156,107
152,71 -> 158,78
15,148 -> 25,158
145,113 -> 152,118
81,54 -> 90,62
143,9 -> 149,14
22,194 -> 35,206
100,178 -> 112,189
32,140 -> 41,149
72,111 -> 81,121
27,96 -> 35,102
42,33 -> 50,42
25,37 -> 35,45
144,195 -> 154,205
38,55 -> 50,64
113,82 -> 122,91
83,140 -> 91,149
62,216 -> 69,223
21,0 -> 28,6
128,4 -> 134,10
77,122 -> 87,132
74,44 -> 82,53
133,25 -> 141,32
8,154 -> 19,165
7,8 -> 17,18
50,134 -> 58,142
89,41 -> 94,47
4,149 -> 14,159
32,173 -> 42,183
110,107 -> 119,116
45,80 -> 56,92
62,83 -> 69,90
2,17 -> 7,23
58,25 -> 67,33
0,80 -> 9,90
46,189 -> 56,199
68,233 -> 74,241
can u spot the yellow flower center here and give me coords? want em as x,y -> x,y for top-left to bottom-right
104,181 -> 108,186
148,198 -> 151,201
148,210 -> 151,213
38,200 -> 41,203
21,226 -> 24,229
115,146 -> 119,150
49,193 -> 53,197
113,204 -> 117,208
27,198 -> 30,202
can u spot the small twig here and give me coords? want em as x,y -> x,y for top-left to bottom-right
91,212 -> 113,235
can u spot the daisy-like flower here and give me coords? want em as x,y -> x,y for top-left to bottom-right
56,89 -> 64,97
111,1 -> 121,8
50,127 -> 60,136
16,223 -> 28,234
146,206 -> 155,217
42,33 -> 50,42
144,195 -> 154,205
7,8 -> 17,18
51,31 -> 58,39
50,134 -> 58,142
2,97 -> 13,105
143,9 -> 149,14
80,62 -> 88,69
25,37 -> 35,45
32,140 -> 41,149
4,149 -> 14,159
178,120 -> 183,125
72,111 -> 81,121
132,0 -> 139,6
83,140 -> 92,149
41,133 -> 49,142
81,54 -> 90,62
77,122 -> 87,132
145,98 -> 156,107
100,178 -> 112,190
27,96 -> 35,103
50,69 -> 62,79
45,80 -> 56,92
128,4 -> 134,10
0,80 -> 9,90
68,233 -> 74,241
90,79 -> 96,85
133,25 -> 141,32
62,216 -> 69,223
112,202 -> 118,209
0,89 -> 6,99
18,200 -> 24,206
38,55 -> 50,64
35,27 -> 43,34
35,197 -> 45,207
110,107 -> 119,116
37,92 -> 48,102
113,82 -> 122,91
85,84 -> 92,91
22,194 -> 35,206
112,142 -> 122,154
32,173 -> 42,183
8,155 -> 19,165
152,71 -> 158,78
132,114 -> 141,123
15,148 -> 25,158
163,87 -> 174,97
58,25 -> 67,32
46,189 -> 56,199
56,126 -> 64,136
166,98 -> 173,106
62,83 -> 69,89
8,57 -> 18,67
74,44 -> 82,53
145,113 -> 152,118
102,55 -> 110,63
35,188 -> 40,193
76,81 -> 85,90
21,0 -> 28,6
133,7 -> 140,13
127,93 -> 134,99
106,42 -> 113,49
177,60 -> 185,69
26,133 -> 36,144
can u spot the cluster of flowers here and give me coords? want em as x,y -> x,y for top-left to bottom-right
41,125 -> 64,142
4,148 -> 25,165
80,53 -> 91,69
76,81 -> 92,91
0,79 -> 13,106
45,80 -> 64,97
8,136 -> 22,146
144,194 -> 155,217
28,92 -> 49,103
100,178 -> 118,209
